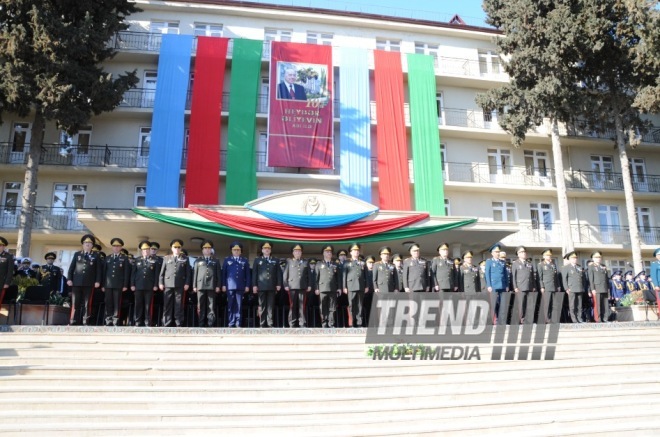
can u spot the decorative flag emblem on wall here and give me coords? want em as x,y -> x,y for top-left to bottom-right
267,41 -> 334,169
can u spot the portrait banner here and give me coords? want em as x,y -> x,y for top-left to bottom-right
267,41 -> 333,168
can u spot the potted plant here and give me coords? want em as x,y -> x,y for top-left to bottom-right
614,290 -> 658,322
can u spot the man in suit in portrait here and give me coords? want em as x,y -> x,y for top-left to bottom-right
277,65 -> 307,101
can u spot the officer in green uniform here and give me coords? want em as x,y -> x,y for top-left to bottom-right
252,241 -> 281,328
193,240 -> 222,327
588,251 -> 610,322
283,243 -> 311,328
512,246 -> 537,324
158,239 -> 192,327
458,250 -> 480,293
538,248 -> 562,323
373,246 -> 398,293
363,255 -> 376,326
67,234 -> 103,325
562,251 -> 585,323
335,249 -> 349,326
0,236 -> 15,310
315,245 -> 340,328
392,253 -> 404,292
431,243 -> 456,292
102,238 -> 131,326
403,243 -> 429,293
479,260 -> 488,293
131,240 -> 159,327
343,243 -> 367,327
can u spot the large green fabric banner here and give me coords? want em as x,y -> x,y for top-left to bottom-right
133,209 -> 476,243
407,54 -> 445,216
225,39 -> 263,205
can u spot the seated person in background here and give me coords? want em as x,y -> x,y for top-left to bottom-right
636,271 -> 655,303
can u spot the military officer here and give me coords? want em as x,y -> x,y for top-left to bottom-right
221,241 -> 250,328
431,243 -> 456,292
0,236 -> 14,310
588,251 -> 610,322
252,241 -> 281,328
392,253 -> 404,292
343,243 -> 368,327
458,251 -> 480,293
67,234 -> 103,325
479,260 -> 488,293
41,252 -> 63,295
373,246 -> 398,293
335,249 -> 349,327
485,243 -> 509,325
158,239 -> 192,327
131,240 -> 159,327
193,240 -> 222,327
282,244 -> 311,328
362,255 -> 376,326
315,245 -> 340,328
610,270 -> 625,304
511,246 -> 537,325
102,238 -> 131,326
651,248 -> 660,314
624,271 -> 637,294
538,249 -> 563,323
403,243 -> 429,293
562,251 -> 585,323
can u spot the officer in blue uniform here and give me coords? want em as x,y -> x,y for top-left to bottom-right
102,238 -> 132,326
67,234 -> 103,325
41,252 -> 63,295
651,248 -> 660,312
485,243 -> 510,325
193,240 -> 222,327
609,270 -> 625,305
252,241 -> 281,328
158,239 -> 192,327
222,241 -> 250,328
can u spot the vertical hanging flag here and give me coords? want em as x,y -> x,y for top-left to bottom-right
267,41 -> 333,168
185,37 -> 229,207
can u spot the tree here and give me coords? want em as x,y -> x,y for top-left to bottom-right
0,0 -> 139,257
576,0 -> 659,274
477,0 -> 584,255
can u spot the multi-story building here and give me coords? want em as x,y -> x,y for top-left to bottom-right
1,0 -> 658,272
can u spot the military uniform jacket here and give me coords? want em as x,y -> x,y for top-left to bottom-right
431,257 -> 455,290
396,267 -> 404,291
372,261 -> 397,293
512,259 -> 536,291
610,279 -> 625,299
485,258 -> 508,290
537,261 -> 559,292
561,264 -> 584,293
588,264 -> 609,293
403,257 -> 429,291
0,251 -> 14,287
159,255 -> 192,289
103,254 -> 131,289
67,251 -> 103,287
282,258 -> 311,290
41,264 -> 63,293
458,264 -> 480,293
315,260 -> 340,292
193,257 -> 222,291
252,256 -> 281,291
343,259 -> 367,292
637,279 -> 651,293
132,255 -> 159,290
479,271 -> 488,293
625,280 -> 638,294
222,256 -> 250,290
651,260 -> 660,290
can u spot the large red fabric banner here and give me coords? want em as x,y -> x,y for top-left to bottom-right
374,50 -> 411,210
267,41 -> 333,168
189,206 -> 429,241
185,37 -> 228,206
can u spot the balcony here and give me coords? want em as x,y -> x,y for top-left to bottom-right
565,170 -> 660,193
0,143 -> 149,168
0,207 -> 86,231
434,56 -> 508,81
563,121 -> 660,144
443,162 -> 556,187
503,221 -> 660,247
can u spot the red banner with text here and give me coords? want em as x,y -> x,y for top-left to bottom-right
267,41 -> 333,169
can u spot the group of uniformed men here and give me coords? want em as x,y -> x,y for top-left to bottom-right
1,234 -> 659,327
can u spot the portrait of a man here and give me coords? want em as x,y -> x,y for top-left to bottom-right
277,64 -> 307,101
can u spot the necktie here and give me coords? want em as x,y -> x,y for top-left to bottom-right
327,262 -> 330,268
289,85 -> 295,99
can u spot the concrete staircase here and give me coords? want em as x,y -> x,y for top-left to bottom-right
1,324 -> 660,436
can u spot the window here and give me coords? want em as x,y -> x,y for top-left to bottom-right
60,126 -> 92,154
52,184 -> 87,214
524,150 -> 549,177
150,21 -> 179,34
2,183 -> 22,227
530,203 -> 553,230
142,71 -> 157,107
630,158 -> 648,191
260,76 -> 269,112
414,42 -> 439,64
436,92 -> 444,124
492,201 -> 517,222
137,127 -> 151,168
440,143 -> 448,177
376,38 -> 400,52
10,123 -> 31,163
609,260 -> 628,271
265,28 -> 292,42
478,49 -> 501,76
134,186 -> 146,207
598,204 -> 621,244
194,23 -> 223,37
637,207 -> 653,244
487,148 -> 511,175
307,32 -> 333,45
444,198 -> 451,216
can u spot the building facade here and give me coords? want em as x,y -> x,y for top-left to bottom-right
0,0 -> 659,272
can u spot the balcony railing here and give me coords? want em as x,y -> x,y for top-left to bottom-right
435,56 -> 508,81
503,221 -> 660,247
565,170 -> 660,193
0,143 -> 150,168
0,207 -> 86,231
443,162 -> 556,187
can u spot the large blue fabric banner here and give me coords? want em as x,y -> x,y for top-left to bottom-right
145,34 -> 193,207
339,47 -> 372,203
